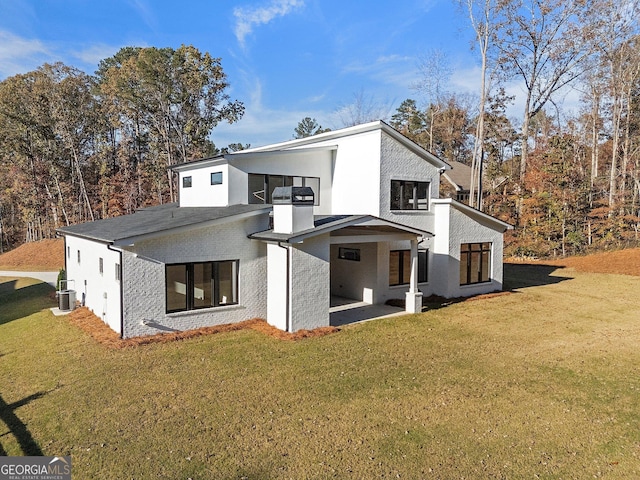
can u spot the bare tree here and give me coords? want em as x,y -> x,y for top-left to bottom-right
497,0 -> 591,179
460,0 -> 504,210
334,89 -> 393,127
584,0 -> 640,209
413,49 -> 452,153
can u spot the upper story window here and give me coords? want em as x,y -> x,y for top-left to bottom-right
211,172 -> 223,185
248,173 -> 320,205
391,180 -> 429,211
183,176 -> 192,188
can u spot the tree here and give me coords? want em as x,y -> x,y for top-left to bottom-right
496,0 -> 591,179
98,45 -> 244,203
583,1 -> 640,210
390,99 -> 427,145
294,117 -> 329,138
414,49 -> 452,153
335,89 -> 393,127
460,0 -> 504,210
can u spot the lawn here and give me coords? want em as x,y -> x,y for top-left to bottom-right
1,262 -> 640,478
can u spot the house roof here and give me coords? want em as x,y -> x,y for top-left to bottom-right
242,121 -> 450,171
431,198 -> 513,232
249,214 -> 433,244
57,203 -> 270,245
442,160 -> 472,191
170,121 -> 450,172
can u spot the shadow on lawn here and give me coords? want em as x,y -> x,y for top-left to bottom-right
390,263 -> 574,312
0,391 -> 47,456
0,279 -> 55,326
503,263 -> 573,291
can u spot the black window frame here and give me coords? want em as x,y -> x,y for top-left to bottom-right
389,249 -> 428,286
338,247 -> 361,262
183,176 -> 192,188
460,242 -> 492,285
390,180 -> 430,211
165,260 -> 239,313
210,171 -> 223,185
248,173 -> 320,205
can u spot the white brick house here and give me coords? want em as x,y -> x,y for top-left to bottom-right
58,121 -> 511,338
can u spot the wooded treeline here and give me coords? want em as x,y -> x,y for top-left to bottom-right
2,0 -> 640,258
0,45 -> 244,252
388,0 -> 640,257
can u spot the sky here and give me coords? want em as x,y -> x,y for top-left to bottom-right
0,0 -> 495,148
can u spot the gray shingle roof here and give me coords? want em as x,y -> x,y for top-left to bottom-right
57,203 -> 270,244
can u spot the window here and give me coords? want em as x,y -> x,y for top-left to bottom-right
77,250 -> 81,264
338,247 -> 360,261
183,176 -> 192,188
99,257 -> 103,275
67,246 -> 70,258
390,180 -> 429,210
248,173 -> 320,205
211,172 -> 223,185
389,250 -> 428,286
460,243 -> 491,285
166,260 -> 238,313
115,263 -> 121,281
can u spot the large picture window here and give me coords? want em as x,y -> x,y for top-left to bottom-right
390,180 -> 429,210
389,250 -> 428,286
248,173 -> 320,205
166,260 -> 238,313
460,243 -> 491,285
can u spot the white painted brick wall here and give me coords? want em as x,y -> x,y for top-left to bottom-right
121,213 -> 269,338
379,131 -> 440,234
289,234 -> 330,331
64,236 -> 122,334
432,202 -> 505,298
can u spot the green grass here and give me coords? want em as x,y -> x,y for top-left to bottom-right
1,266 -> 640,478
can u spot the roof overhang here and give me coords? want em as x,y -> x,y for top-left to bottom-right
249,215 -> 433,245
431,198 -> 513,232
240,121 -> 451,172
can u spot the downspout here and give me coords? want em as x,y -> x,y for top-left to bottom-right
62,235 -> 67,291
107,244 -> 124,339
277,242 -> 291,333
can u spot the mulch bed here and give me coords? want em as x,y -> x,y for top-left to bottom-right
0,239 -> 64,270
66,307 -> 339,349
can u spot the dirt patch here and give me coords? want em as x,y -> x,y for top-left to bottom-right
66,307 -> 339,348
507,248 -> 640,277
0,239 -> 64,270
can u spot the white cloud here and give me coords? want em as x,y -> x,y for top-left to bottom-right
127,0 -> 158,31
70,44 -> 124,69
0,30 -> 50,77
233,0 -> 304,49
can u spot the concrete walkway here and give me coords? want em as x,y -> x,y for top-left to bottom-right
0,271 -> 59,288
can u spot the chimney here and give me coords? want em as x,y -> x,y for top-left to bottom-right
272,186 -> 315,234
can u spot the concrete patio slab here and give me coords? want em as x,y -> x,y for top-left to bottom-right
330,296 -> 405,327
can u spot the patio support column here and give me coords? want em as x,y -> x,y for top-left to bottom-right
405,238 -> 423,313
